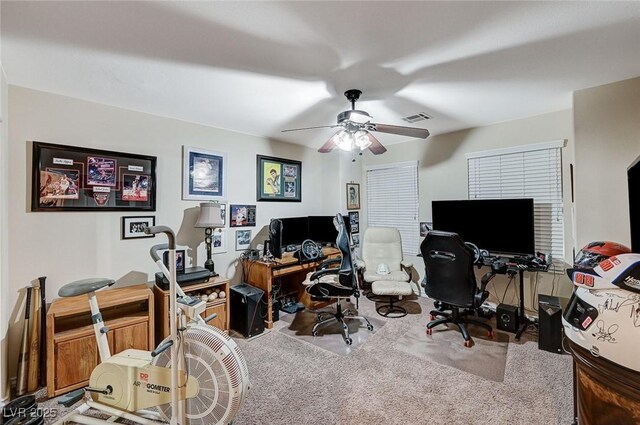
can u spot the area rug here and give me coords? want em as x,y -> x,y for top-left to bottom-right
278,304 -> 386,356
394,319 -> 510,382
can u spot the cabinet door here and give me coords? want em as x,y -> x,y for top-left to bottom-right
114,322 -> 149,353
203,302 -> 227,331
55,335 -> 98,390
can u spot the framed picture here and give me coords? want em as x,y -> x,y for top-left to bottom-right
32,142 -> 157,211
352,233 -> 360,247
230,204 -> 256,227
121,215 -> 155,239
256,155 -> 301,202
182,146 -> 227,201
235,229 -> 252,251
351,222 -> 360,234
212,228 -> 227,254
346,183 -> 360,210
420,222 -> 432,237
349,211 -> 359,226
163,249 -> 186,273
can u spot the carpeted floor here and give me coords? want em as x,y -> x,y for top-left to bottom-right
37,295 -> 573,424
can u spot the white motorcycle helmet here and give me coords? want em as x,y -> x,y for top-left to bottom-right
562,253 -> 640,372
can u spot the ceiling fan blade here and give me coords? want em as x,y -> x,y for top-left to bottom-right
318,133 -> 340,153
281,124 -> 341,133
366,133 -> 387,155
370,123 -> 430,139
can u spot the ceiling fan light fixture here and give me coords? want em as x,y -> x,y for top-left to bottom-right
336,130 -> 354,151
354,130 -> 371,150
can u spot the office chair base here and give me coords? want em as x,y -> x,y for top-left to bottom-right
311,300 -> 373,345
376,303 -> 407,318
426,307 -> 493,347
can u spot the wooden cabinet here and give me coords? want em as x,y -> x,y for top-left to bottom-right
153,276 -> 230,342
568,339 -> 640,424
46,284 -> 154,398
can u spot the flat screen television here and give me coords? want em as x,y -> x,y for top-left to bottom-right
308,215 -> 351,244
432,198 -> 535,256
279,217 -> 310,247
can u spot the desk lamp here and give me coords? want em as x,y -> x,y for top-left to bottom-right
195,202 -> 224,276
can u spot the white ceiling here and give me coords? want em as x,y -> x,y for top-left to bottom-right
2,1 -> 640,149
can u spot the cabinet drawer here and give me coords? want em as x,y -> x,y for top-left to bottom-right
203,302 -> 227,331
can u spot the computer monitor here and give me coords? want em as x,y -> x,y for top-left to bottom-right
628,155 -> 640,252
432,198 -> 535,256
308,215 -> 352,245
268,219 -> 283,259
280,217 -> 310,247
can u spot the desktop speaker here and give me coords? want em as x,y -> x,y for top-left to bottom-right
230,283 -> 265,338
538,294 -> 563,354
497,303 -> 519,333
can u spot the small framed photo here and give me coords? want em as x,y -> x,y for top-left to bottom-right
212,228 -> 227,254
121,215 -> 155,239
235,229 -> 252,251
346,183 -> 360,210
351,222 -> 360,234
349,211 -> 359,226
230,204 -> 257,227
420,222 -> 432,237
256,155 -> 301,202
183,146 -> 227,201
352,233 -> 360,247
163,249 -> 186,273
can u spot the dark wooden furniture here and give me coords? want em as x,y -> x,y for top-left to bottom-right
153,276 -> 230,342
242,248 -> 341,329
568,339 -> 640,425
46,284 -> 154,398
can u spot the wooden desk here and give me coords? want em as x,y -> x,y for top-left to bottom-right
243,248 -> 341,329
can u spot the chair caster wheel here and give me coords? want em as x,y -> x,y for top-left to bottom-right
430,314 -> 436,321
311,330 -> 318,337
426,328 -> 433,336
488,330 -> 494,339
367,324 -> 374,331
345,338 -> 352,345
464,340 -> 472,348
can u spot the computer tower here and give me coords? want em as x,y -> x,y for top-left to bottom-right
497,303 -> 519,333
538,294 -> 563,354
230,283 -> 265,338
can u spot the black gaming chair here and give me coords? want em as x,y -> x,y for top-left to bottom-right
420,230 -> 494,347
303,213 -> 373,345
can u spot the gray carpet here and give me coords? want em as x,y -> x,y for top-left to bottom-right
36,296 -> 573,424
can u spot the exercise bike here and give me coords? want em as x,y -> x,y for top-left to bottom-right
54,225 -> 249,425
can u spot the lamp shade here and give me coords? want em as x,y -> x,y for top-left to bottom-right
195,202 -> 224,228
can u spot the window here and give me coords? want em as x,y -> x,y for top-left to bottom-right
366,161 -> 419,255
467,140 -> 565,261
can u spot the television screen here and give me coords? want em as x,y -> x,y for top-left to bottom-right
629,156 -> 640,253
432,199 -> 535,255
280,217 -> 309,246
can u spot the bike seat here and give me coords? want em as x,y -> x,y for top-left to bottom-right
58,278 -> 116,297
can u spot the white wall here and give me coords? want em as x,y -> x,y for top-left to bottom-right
361,110 -> 576,311
573,76 -> 640,248
6,86 -> 340,383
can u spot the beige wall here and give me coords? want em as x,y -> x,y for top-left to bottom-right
362,110 -> 576,310
573,77 -> 640,248
6,86 -> 342,383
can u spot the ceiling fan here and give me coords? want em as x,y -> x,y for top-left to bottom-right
282,89 -> 430,155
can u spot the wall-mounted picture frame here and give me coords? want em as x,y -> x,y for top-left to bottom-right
256,155 -> 301,202
121,215 -> 155,239
212,228 -> 227,254
235,229 -> 252,251
346,183 -> 360,210
420,222 -> 432,237
230,204 -> 256,227
163,249 -> 186,273
352,233 -> 360,247
182,146 -> 227,201
349,211 -> 359,226
32,142 -> 157,211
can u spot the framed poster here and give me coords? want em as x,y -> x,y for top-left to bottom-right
183,146 -> 226,201
346,183 -> 360,210
230,204 -> 256,227
235,229 -> 252,251
256,155 -> 301,202
32,142 -> 156,211
121,216 -> 155,239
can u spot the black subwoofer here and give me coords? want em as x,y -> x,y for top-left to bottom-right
230,283 -> 265,338
497,303 -> 519,333
538,294 -> 563,354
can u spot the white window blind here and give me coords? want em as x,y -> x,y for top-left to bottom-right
467,141 -> 565,261
366,161 -> 419,255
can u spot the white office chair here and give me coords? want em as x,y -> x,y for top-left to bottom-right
356,227 -> 414,317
